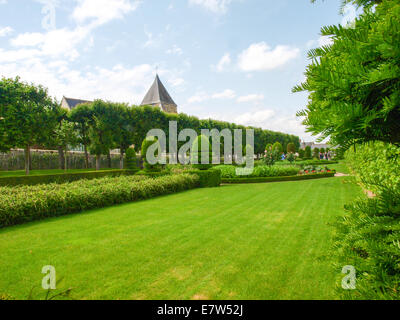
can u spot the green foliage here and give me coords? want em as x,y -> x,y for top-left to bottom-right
191,135 -> 212,170
141,136 -> 161,171
286,152 -> 295,163
296,1 -> 400,148
287,142 -> 296,154
272,142 -> 283,154
334,142 -> 400,299
215,165 -> 299,179
262,148 -> 279,166
304,146 -> 312,159
0,169 -> 132,187
0,77 -> 60,174
125,148 -> 138,171
0,174 -> 200,228
313,148 -> 320,159
222,172 -> 335,184
185,169 -> 221,188
298,148 -> 305,159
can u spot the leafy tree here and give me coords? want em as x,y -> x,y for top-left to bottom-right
313,148 -> 320,159
54,119 -> 79,171
0,77 -> 59,175
298,148 -> 305,159
191,135 -> 212,170
69,103 -> 93,169
111,103 -> 134,169
141,136 -> 161,171
125,147 -> 138,171
88,100 -> 115,170
296,0 -> 400,148
304,146 -> 312,159
287,142 -> 296,154
272,142 -> 283,154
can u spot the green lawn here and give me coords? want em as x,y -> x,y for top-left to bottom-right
0,177 -> 362,300
0,168 -> 116,177
328,162 -> 351,175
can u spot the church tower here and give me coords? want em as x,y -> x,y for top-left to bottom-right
140,74 -> 178,114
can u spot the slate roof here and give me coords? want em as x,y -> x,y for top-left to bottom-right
63,97 -> 92,109
141,75 -> 177,107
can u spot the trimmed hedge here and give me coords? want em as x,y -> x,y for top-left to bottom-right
0,170 -> 135,187
186,169 -> 221,188
222,172 -> 336,184
215,164 -> 299,178
0,174 -> 200,228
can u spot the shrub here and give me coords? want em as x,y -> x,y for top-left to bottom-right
125,148 -> 138,171
0,170 -> 133,187
272,142 -> 283,154
0,173 -> 200,228
298,149 -> 305,159
191,135 -> 212,170
304,146 -> 312,159
334,142 -> 400,299
287,142 -> 296,154
141,136 -> 161,172
214,165 -> 299,179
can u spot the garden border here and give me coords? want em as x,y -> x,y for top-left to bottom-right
221,172 -> 336,184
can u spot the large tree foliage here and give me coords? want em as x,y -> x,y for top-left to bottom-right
295,0 -> 400,148
69,103 -> 93,169
0,77 -> 59,174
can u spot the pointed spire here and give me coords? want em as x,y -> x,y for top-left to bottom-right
141,74 -> 177,113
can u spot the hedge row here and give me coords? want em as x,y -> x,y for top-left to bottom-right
215,164 -> 299,179
0,170 -> 137,187
221,172 -> 336,184
0,174 -> 200,228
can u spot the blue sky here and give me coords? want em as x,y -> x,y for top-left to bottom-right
0,0 -> 359,141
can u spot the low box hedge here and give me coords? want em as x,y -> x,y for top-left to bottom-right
0,173 -> 200,228
0,170 -> 137,187
221,172 -> 336,184
186,169 -> 221,188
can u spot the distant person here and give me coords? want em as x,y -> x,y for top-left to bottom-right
281,153 -> 286,161
320,152 -> 324,160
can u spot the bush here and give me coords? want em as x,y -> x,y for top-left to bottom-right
222,172 -> 335,184
214,165 -> 299,179
272,142 -> 283,154
334,142 -> 400,299
304,146 -> 312,159
0,173 -> 200,228
191,135 -> 212,170
287,143 -> 296,154
125,148 -> 138,171
141,136 -> 161,172
298,149 -> 305,159
0,170 -> 133,187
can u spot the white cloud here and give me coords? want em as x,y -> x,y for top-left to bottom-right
238,42 -> 299,72
166,45 -> 183,56
188,0 -> 235,14
0,26 -> 13,37
211,89 -> 236,99
341,4 -> 357,27
168,77 -> 185,87
215,53 -> 231,72
234,109 -> 275,125
72,0 -> 140,26
237,94 -> 264,103
188,92 -> 209,103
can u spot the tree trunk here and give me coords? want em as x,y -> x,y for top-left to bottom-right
64,148 -> 68,172
58,147 -> 65,170
24,145 -> 30,175
84,144 -> 89,169
96,154 -> 101,171
107,151 -> 112,168
120,149 -> 124,170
